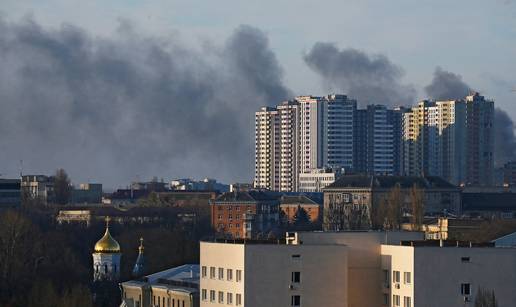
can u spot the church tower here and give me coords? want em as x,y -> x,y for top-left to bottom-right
132,237 -> 145,278
92,217 -> 121,281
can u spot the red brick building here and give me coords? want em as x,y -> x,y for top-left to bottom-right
280,195 -> 322,223
210,191 -> 280,238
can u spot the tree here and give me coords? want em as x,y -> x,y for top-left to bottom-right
292,206 -> 311,231
383,184 -> 402,230
53,169 -> 71,205
410,184 -> 425,231
475,287 -> 498,307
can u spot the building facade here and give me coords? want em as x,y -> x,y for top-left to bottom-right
120,264 -> 200,307
0,179 -> 21,208
279,195 -> 322,223
210,191 -> 280,239
323,175 -> 461,231
298,168 -> 342,192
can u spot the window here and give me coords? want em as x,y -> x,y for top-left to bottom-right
210,290 -> 216,302
382,293 -> 389,305
392,295 -> 400,306
292,254 -> 301,259
202,289 -> 207,301
210,267 -> 216,279
219,268 -> 224,280
219,291 -> 224,303
236,294 -> 242,306
291,272 -> 301,283
227,292 -> 233,305
236,270 -> 242,282
227,269 -> 233,281
403,272 -> 411,284
461,257 -> 470,263
291,295 -> 301,306
382,270 -> 389,284
201,266 -> 207,278
461,283 -> 471,295
403,296 -> 411,307
392,270 -> 400,283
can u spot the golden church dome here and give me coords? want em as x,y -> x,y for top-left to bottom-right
94,217 -> 121,253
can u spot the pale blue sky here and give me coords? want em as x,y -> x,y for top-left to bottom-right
3,0 -> 515,114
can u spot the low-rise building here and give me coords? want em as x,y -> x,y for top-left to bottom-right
401,217 -> 482,240
0,178 -> 21,207
492,231 -> 516,247
279,195 -> 321,223
462,192 -> 516,219
21,175 -> 54,203
120,264 -> 200,307
71,183 -> 102,204
200,231 -> 516,307
323,175 -> 461,230
210,191 -> 280,239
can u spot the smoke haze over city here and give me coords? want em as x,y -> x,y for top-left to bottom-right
0,1 -> 515,187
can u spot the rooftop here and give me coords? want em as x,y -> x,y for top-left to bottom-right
399,240 -> 495,248
326,175 -> 456,189
122,264 -> 199,290
214,190 -> 281,203
462,192 -> 516,211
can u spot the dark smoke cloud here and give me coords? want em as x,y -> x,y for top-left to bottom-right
424,67 -> 516,166
303,42 -> 416,106
424,67 -> 471,100
0,18 -> 290,187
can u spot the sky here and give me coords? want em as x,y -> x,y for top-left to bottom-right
1,0 -> 515,188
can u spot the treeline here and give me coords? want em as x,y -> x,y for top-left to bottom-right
0,203 -> 212,307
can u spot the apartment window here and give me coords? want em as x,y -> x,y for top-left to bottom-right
210,267 -> 216,279
236,270 -> 242,282
403,272 -> 411,284
382,270 -> 389,284
403,296 -> 411,307
461,257 -> 470,263
219,267 -> 224,280
291,272 -> 301,283
393,295 -> 400,306
291,295 -> 301,306
201,289 -> 207,301
219,291 -> 224,303
210,290 -> 216,302
201,266 -> 207,278
461,283 -> 471,295
227,269 -> 233,281
236,294 -> 242,306
382,293 -> 389,305
392,270 -> 401,283
227,292 -> 233,305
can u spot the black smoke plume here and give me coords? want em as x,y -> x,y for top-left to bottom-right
0,18 -> 290,187
303,42 -> 416,106
425,67 -> 516,166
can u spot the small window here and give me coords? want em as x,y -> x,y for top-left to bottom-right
403,296 -> 411,307
461,257 -> 470,263
382,270 -> 389,283
201,289 -> 207,301
403,272 -> 411,284
392,271 -> 401,283
227,269 -> 233,281
218,291 -> 224,303
461,283 -> 471,295
383,293 -> 389,305
210,290 -> 216,302
291,295 -> 301,306
210,267 -> 216,279
227,292 -> 233,305
201,266 -> 207,278
219,267 -> 224,280
393,295 -> 400,306
292,272 -> 301,283
236,270 -> 242,282
236,294 -> 242,306
292,254 -> 301,258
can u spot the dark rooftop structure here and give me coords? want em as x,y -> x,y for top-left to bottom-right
462,192 -> 516,211
214,190 -> 282,203
326,175 -> 457,190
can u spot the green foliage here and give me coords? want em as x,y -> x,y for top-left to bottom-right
292,206 -> 311,231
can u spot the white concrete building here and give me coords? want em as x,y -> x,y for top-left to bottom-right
298,168 -> 342,192
201,232 -> 516,307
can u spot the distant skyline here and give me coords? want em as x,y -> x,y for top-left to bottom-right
0,1 -> 515,187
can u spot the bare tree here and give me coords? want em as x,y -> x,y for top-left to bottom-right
475,287 -> 498,307
53,168 -> 71,205
385,184 -> 402,230
410,184 -> 425,231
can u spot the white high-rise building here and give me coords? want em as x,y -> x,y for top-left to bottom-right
254,106 -> 280,190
